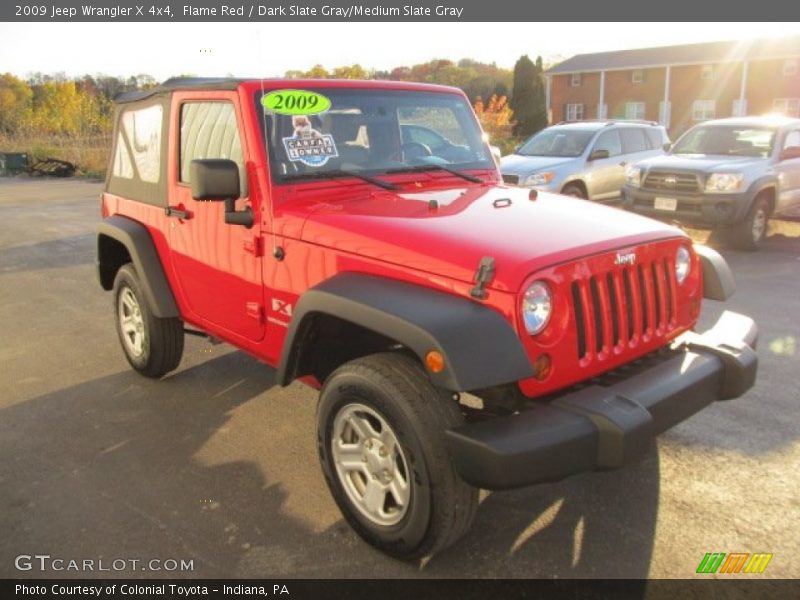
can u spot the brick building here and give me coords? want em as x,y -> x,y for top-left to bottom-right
545,37 -> 800,136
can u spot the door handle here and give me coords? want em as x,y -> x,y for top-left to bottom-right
165,206 -> 191,219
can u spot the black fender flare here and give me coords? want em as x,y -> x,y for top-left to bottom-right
276,273 -> 534,391
96,215 -> 179,318
694,244 -> 736,301
742,177 -> 777,216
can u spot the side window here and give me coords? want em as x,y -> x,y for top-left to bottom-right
620,128 -> 649,154
592,130 -> 622,156
644,128 -> 664,150
406,126 -> 442,149
783,130 -> 800,149
180,102 -> 247,194
398,107 -> 465,145
114,105 -> 162,183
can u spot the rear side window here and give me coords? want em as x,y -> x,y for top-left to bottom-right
644,128 -> 665,149
621,128 -> 649,153
116,106 -> 162,183
180,102 -> 247,194
106,98 -> 168,205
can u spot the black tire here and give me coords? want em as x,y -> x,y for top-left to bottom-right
112,263 -> 184,378
561,183 -> 587,199
316,353 -> 478,559
729,196 -> 770,251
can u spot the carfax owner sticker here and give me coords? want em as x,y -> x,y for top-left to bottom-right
262,90 -> 338,167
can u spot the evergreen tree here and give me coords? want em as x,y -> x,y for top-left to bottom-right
510,55 -> 547,138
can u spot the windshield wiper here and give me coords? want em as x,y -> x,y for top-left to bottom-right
283,169 -> 398,190
385,164 -> 484,184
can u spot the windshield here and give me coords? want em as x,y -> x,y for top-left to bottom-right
516,128 -> 595,157
672,125 -> 776,158
257,88 -> 494,184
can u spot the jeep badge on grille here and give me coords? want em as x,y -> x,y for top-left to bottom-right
615,252 -> 637,266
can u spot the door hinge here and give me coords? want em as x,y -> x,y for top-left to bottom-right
246,302 -> 264,323
244,236 -> 264,257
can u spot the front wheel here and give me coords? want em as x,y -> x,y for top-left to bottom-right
729,196 -> 770,251
316,353 -> 478,559
561,183 -> 587,199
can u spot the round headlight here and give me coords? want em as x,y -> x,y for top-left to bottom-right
522,281 -> 552,335
675,246 -> 691,284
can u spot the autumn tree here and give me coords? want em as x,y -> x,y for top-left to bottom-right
0,73 -> 32,135
474,94 -> 515,154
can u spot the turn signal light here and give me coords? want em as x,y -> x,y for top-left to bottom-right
533,354 -> 552,380
425,351 -> 445,373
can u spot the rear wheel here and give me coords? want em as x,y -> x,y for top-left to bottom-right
113,264 -> 184,378
317,353 -> 478,559
729,196 -> 770,251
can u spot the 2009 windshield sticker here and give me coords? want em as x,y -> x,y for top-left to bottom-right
262,90 -> 331,115
283,115 -> 338,167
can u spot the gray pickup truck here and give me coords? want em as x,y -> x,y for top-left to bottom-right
622,116 -> 800,250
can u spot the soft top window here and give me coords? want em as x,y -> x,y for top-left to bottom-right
106,97 -> 168,206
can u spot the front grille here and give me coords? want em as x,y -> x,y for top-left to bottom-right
570,256 -> 676,362
643,171 -> 700,194
502,173 -> 519,185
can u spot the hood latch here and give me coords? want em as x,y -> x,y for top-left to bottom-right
470,256 -> 496,300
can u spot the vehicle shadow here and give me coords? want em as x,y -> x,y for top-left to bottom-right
425,446 -> 660,578
674,225 -> 800,457
0,345 -> 661,579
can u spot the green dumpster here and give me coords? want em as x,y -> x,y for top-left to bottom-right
0,153 -> 29,176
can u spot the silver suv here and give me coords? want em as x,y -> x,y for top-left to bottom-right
500,120 -> 669,202
622,116 -> 800,250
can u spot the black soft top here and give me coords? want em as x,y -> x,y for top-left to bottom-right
114,77 -> 243,103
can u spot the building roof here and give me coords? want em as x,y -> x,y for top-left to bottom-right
546,36 -> 800,75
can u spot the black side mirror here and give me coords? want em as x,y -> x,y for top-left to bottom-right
779,146 -> 800,161
588,148 -> 610,161
190,159 -> 252,228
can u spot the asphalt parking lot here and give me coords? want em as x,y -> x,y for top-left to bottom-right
1,177 -> 798,579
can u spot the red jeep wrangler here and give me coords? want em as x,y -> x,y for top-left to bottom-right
97,78 -> 758,558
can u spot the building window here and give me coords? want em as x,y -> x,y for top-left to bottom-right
625,102 -> 646,120
631,70 -> 644,84
774,98 -> 800,117
701,65 -> 714,81
570,73 -> 582,87
565,103 -> 585,121
692,99 -> 716,121
784,60 -> 798,77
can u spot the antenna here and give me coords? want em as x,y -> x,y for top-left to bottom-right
256,32 -> 280,260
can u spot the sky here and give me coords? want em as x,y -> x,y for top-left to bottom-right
0,22 -> 798,80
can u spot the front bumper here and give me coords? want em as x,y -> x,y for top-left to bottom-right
445,310 -> 758,490
621,185 -> 754,227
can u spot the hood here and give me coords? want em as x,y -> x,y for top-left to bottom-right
637,153 -> 769,172
296,183 -> 685,293
500,154 -> 575,176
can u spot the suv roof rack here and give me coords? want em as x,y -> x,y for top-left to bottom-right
554,119 -> 660,127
